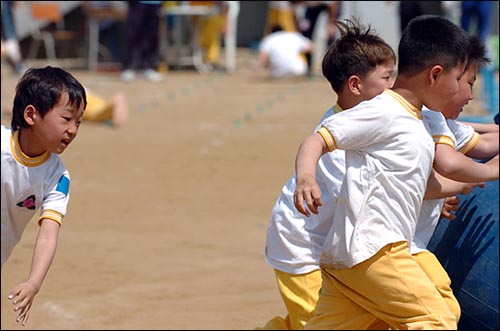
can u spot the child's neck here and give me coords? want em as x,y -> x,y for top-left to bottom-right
392,76 -> 425,110
336,95 -> 359,110
18,129 -> 48,158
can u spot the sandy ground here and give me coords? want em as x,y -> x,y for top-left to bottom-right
0,50 -> 494,330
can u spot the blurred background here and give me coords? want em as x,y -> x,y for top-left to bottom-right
2,1 -> 499,118
1,2 -> 499,330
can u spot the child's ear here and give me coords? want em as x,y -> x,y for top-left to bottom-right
23,105 -> 38,126
429,65 -> 443,83
348,75 -> 361,95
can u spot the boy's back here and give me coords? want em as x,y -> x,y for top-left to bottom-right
317,89 -> 434,267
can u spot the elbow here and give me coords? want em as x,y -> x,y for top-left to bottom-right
434,161 -> 462,182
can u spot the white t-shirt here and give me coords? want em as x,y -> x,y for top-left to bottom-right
411,109 -> 478,254
316,89 -> 435,269
259,31 -> 311,78
1,125 -> 70,265
265,105 -> 345,274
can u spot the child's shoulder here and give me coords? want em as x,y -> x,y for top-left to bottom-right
421,106 -> 446,122
1,125 -> 12,144
352,91 -> 393,112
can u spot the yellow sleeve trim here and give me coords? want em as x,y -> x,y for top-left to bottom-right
433,135 -> 455,148
38,210 -> 63,226
459,132 -> 480,154
317,126 -> 337,152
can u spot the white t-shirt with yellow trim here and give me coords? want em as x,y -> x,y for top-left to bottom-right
1,125 -> 70,265
411,109 -> 478,254
265,104 -> 345,274
316,89 -> 434,269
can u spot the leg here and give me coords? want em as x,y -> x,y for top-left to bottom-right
301,6 -> 324,75
122,2 -> 147,70
83,91 -> 113,123
140,3 -> 161,70
413,251 -> 460,322
110,92 -> 128,126
199,15 -> 225,66
257,316 -> 290,330
305,268 -> 381,330
306,241 -> 457,329
83,90 -> 127,127
460,1 -> 474,34
476,1 -> 493,42
275,269 -> 322,330
399,1 -> 422,33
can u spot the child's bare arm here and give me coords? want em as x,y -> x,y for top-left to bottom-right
7,220 -> 60,326
433,144 -> 499,183
458,121 -> 499,134
424,168 -> 484,200
465,132 -> 499,159
294,133 -> 328,216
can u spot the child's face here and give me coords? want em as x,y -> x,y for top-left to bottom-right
32,92 -> 84,155
360,63 -> 395,101
441,63 -> 478,120
426,60 -> 467,112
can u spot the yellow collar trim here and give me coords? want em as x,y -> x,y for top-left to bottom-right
10,130 -> 50,167
333,103 -> 344,114
385,89 -> 422,119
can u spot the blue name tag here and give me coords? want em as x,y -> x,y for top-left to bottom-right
56,175 -> 70,195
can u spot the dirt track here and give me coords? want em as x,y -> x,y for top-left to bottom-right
1,51 -> 492,330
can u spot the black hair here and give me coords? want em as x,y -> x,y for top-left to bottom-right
466,34 -> 490,70
322,18 -> 396,93
11,66 -> 87,130
270,24 -> 283,34
398,15 -> 470,77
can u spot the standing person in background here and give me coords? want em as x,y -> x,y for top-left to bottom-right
398,1 -> 444,33
263,1 -> 297,36
121,0 -> 164,83
294,1 -> 340,76
82,1 -> 127,64
1,66 -> 87,326
194,1 -> 228,71
460,1 -> 496,114
1,0 -> 26,75
460,1 -> 493,43
255,24 -> 313,79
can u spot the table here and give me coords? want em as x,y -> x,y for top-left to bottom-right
159,2 -> 239,73
159,4 -> 216,73
85,6 -> 127,71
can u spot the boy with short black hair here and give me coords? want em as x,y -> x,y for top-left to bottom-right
294,15 -> 471,329
260,19 -> 396,330
1,66 -> 86,326
413,34 -> 499,322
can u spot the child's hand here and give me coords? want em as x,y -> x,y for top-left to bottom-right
461,181 -> 485,195
440,196 -> 460,220
8,281 -> 39,326
486,154 -> 499,179
294,176 -> 323,217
